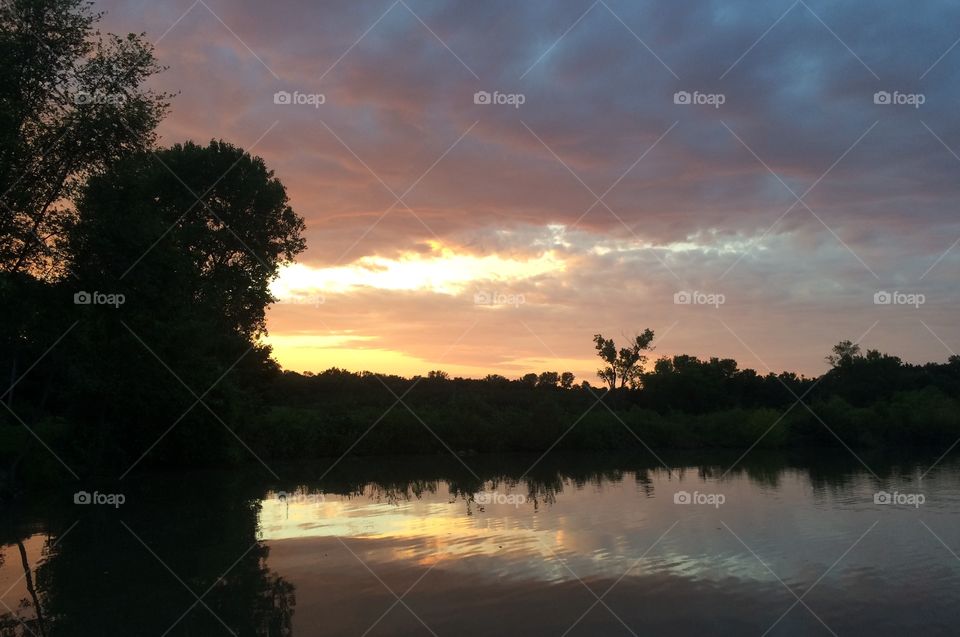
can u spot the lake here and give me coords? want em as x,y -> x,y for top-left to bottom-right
2,449 -> 959,635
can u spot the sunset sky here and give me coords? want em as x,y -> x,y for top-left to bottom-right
95,0 -> 960,380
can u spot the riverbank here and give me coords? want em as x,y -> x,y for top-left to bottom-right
4,384 -> 959,493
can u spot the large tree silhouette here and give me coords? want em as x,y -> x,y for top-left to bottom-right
56,140 -> 306,468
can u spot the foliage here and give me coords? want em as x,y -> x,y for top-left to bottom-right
826,340 -> 861,368
240,347 -> 960,460
0,0 -> 170,276
70,140 -> 306,338
593,329 -> 655,389
2,141 -> 304,473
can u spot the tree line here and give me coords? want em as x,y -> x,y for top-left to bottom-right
253,336 -> 960,459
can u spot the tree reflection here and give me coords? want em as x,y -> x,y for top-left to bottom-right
3,475 -> 295,636
302,448 -> 957,512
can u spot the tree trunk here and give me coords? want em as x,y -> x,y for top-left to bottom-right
17,539 -> 47,637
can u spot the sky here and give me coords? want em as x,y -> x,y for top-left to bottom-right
94,0 -> 960,380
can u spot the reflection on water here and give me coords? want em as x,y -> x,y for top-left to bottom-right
3,450 -> 960,635
0,474 -> 296,637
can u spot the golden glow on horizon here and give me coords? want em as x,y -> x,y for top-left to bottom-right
263,336 -> 477,377
270,244 -> 566,299
263,334 -> 595,378
264,243 -> 579,377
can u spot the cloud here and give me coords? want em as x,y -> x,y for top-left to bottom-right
94,0 -> 960,375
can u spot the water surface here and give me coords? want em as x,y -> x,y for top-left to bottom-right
2,451 -> 959,635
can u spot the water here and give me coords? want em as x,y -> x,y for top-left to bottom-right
2,450 -> 959,635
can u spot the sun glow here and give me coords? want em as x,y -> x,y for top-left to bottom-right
269,245 -> 565,299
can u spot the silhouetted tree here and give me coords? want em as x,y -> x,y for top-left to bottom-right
536,371 -> 559,388
56,140 -> 305,466
71,140 -> 305,338
0,0 -> 169,276
826,340 -> 861,368
593,330 -> 655,389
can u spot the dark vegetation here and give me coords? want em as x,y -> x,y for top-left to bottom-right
2,0 -> 960,491
253,343 -> 960,460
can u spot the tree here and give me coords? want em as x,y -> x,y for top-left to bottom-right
0,0 -> 169,276
70,140 -> 306,338
536,371 -> 559,388
62,140 -> 305,465
428,370 -> 449,380
826,340 -> 861,368
520,373 -> 538,387
640,354 -> 754,413
593,330 -> 655,390
559,372 -> 575,389
593,334 -> 617,389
